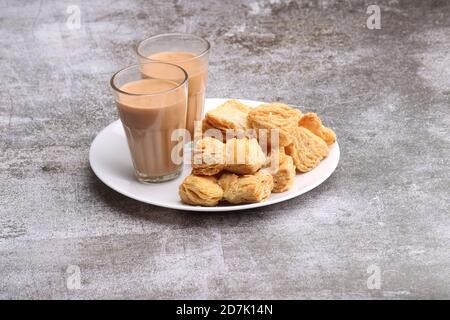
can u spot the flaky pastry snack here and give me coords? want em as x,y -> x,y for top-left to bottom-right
299,112 -> 336,146
266,150 -> 296,193
218,171 -> 273,204
225,137 -> 266,175
192,137 -> 226,176
285,127 -> 329,172
179,175 -> 224,206
202,119 -> 257,143
205,99 -> 251,131
178,99 -> 337,207
247,103 -> 303,147
202,118 -> 219,134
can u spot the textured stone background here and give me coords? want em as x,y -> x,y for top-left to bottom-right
0,0 -> 449,299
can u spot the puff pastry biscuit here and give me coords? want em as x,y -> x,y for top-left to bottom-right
299,112 -> 336,145
225,138 -> 266,174
247,103 -> 303,147
202,118 -> 220,134
219,171 -> 273,204
202,119 -> 256,143
267,150 -> 296,193
192,137 -> 226,176
285,127 -> 329,172
205,99 -> 251,131
179,175 -> 224,206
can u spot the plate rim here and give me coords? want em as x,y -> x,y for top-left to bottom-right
89,98 -> 340,212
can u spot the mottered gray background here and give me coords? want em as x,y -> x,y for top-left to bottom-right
0,0 -> 449,299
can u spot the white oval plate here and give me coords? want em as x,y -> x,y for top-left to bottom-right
89,98 -> 340,212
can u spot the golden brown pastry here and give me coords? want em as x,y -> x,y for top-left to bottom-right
202,118 -> 219,133
205,99 -> 251,132
217,172 -> 239,192
219,171 -> 273,204
247,103 -> 303,147
299,112 -> 336,145
201,121 -> 256,143
285,127 -> 329,172
192,137 -> 226,176
224,137 -> 266,174
179,175 -> 224,206
266,150 -> 296,193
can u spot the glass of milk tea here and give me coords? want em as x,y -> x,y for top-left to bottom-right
136,33 -> 210,140
110,63 -> 188,183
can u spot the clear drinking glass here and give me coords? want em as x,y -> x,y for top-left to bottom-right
110,63 -> 188,183
136,33 -> 210,140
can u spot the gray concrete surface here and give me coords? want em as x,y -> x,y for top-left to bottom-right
0,0 -> 449,299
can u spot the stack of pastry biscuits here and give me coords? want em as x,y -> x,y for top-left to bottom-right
179,99 -> 336,207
